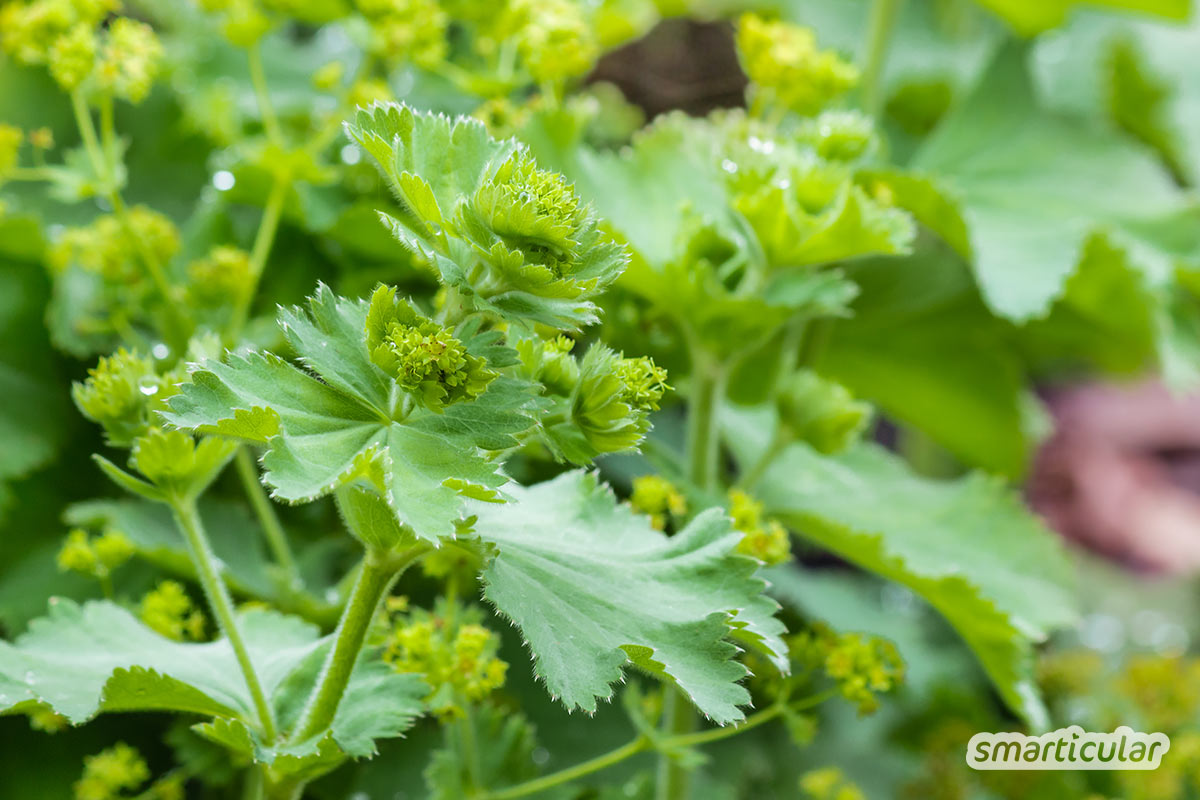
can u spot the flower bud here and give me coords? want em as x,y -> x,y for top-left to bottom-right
737,14 -> 858,117
56,528 -> 97,575
73,348 -> 172,447
570,345 -> 668,455
777,370 -> 870,455
365,285 -> 496,412
797,110 -> 875,161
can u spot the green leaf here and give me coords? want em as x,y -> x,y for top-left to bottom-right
817,250 -> 1032,476
472,471 -> 787,725
723,408 -> 1077,729
1019,233 -> 1160,375
0,598 -> 425,779
346,104 -> 626,331
0,599 -> 319,724
165,285 -> 531,542
913,44 -> 1182,321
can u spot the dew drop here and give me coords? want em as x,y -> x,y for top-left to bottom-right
139,381 -> 160,397
212,170 -> 236,191
151,343 -> 170,360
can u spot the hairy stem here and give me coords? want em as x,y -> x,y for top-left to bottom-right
171,497 -> 278,741
290,546 -> 426,743
234,447 -> 299,586
229,169 -> 289,339
861,0 -> 903,117
685,360 -> 726,492
655,688 -> 695,800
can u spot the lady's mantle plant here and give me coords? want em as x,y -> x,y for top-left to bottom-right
12,0 -> 1192,795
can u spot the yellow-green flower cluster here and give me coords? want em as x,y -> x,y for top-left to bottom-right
48,22 -> 95,90
471,152 -> 590,282
50,206 -> 180,282
630,475 -> 687,531
385,602 -> 508,716
72,348 -> 180,447
510,0 -> 598,85
613,356 -> 670,412
73,742 -> 149,800
1118,654 -> 1200,732
57,527 -> 134,580
356,0 -> 447,68
799,766 -> 865,800
94,17 -> 164,103
366,286 -> 497,412
0,0 -> 114,66
736,14 -> 858,117
571,345 -> 669,455
729,489 -> 790,565
29,704 -> 70,733
140,580 -> 207,641
186,245 -> 251,306
793,623 -> 904,715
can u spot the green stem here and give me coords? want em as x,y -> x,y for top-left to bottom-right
171,498 -> 278,741
460,702 -> 484,793
229,169 -> 289,340
98,571 -> 114,600
248,43 -> 284,146
234,447 -> 300,586
477,695 -> 824,800
290,547 -> 426,743
481,737 -> 649,800
860,0 -> 903,117
71,89 -> 189,349
685,360 -> 726,492
655,689 -> 695,800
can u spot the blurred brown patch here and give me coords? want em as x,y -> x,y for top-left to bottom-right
1029,380 -> 1200,574
590,18 -> 747,117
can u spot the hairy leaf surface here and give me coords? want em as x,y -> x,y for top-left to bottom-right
472,471 -> 787,725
